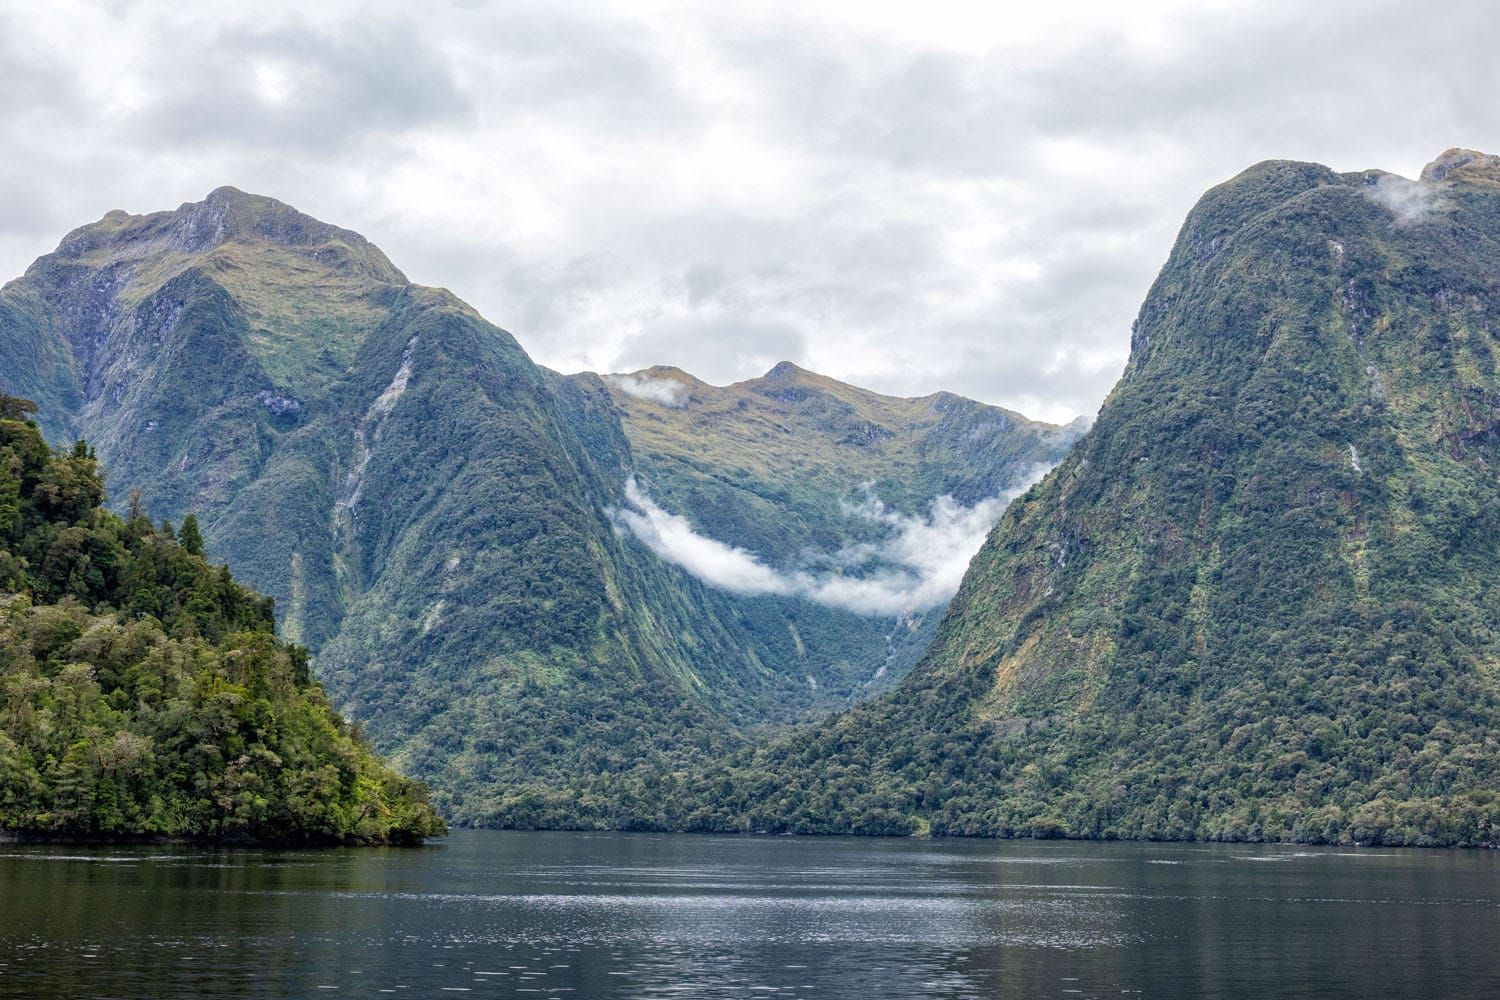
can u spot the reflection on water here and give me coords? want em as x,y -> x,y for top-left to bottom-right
0,830 -> 1496,999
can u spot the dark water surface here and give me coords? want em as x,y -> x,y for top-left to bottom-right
0,830 -> 1495,999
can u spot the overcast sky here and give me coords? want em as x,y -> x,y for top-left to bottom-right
2,1 -> 1495,422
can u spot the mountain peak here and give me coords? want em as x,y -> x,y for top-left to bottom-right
168,187 -> 372,255
653,147 -> 1500,846
50,187 -> 406,286
762,360 -> 812,382
633,364 -> 698,382
203,184 -> 253,204
1419,148 -> 1500,183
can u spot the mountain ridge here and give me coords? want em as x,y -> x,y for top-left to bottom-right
558,150 -> 1500,846
0,188 -> 1073,821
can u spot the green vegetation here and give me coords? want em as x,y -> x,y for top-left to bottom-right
0,187 -> 1064,820
596,362 -> 1075,697
537,151 -> 1500,847
0,398 -> 443,844
17,154 -> 1494,848
604,362 -> 1069,563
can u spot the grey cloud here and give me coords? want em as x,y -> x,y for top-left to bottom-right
682,265 -> 729,306
0,13 -> 95,245
0,170 -> 64,239
454,6 -> 700,133
138,17 -> 473,151
1,1 -> 1497,426
720,31 -> 1026,179
711,0 -> 1496,223
0,27 -> 81,112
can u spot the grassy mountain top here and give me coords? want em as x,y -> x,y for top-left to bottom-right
38,187 -> 405,400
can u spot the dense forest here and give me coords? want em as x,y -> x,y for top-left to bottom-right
0,186 -> 1064,818
5,157 -> 1499,849
0,396 -> 443,844
479,153 -> 1500,848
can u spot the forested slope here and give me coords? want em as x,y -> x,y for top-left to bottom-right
0,188 -> 1067,819
0,398 -> 443,843
561,150 -> 1500,847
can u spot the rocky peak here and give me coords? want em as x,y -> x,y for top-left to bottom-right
763,360 -> 810,382
52,188 -> 406,285
170,187 -> 364,255
1419,148 -> 1500,183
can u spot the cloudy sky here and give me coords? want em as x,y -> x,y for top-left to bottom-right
1,1 -> 1495,422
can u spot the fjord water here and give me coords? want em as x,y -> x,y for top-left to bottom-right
0,832 -> 1495,999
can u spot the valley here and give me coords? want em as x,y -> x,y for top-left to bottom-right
0,190 -> 1072,822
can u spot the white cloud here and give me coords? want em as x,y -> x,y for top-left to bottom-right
1,1 -> 1497,423
1364,174 -> 1443,227
603,373 -> 689,407
611,478 -> 794,596
609,463 -> 1052,616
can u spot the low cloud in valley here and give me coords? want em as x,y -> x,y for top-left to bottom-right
611,464 -> 1052,616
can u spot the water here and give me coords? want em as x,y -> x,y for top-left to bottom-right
0,831 -> 1495,999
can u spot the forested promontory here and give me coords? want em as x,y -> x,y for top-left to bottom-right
0,396 -> 443,844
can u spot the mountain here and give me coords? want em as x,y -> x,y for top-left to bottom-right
579,149 -> 1500,847
0,399 -> 443,844
0,188 -> 1072,822
603,362 -> 1070,552
595,362 -> 1074,692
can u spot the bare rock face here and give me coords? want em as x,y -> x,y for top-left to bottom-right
1419,147 -> 1500,183
51,187 -> 405,285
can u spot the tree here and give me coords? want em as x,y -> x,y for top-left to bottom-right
179,514 -> 204,557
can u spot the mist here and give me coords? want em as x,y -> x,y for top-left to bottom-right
609,464 -> 1052,616
604,373 -> 689,407
1365,173 -> 1442,226
611,478 -> 794,596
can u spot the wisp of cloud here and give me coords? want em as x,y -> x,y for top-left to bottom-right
1364,174 -> 1442,226
612,478 -> 792,594
604,373 -> 689,407
609,463 -> 1052,616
